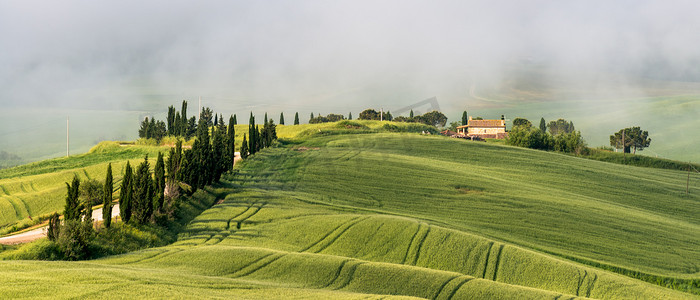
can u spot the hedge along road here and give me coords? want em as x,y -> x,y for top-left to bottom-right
0,204 -> 120,245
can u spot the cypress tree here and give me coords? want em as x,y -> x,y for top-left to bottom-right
232,114 -> 237,125
410,109 -> 414,118
280,112 -> 285,125
187,116 -> 197,140
241,134 -> 249,159
148,118 -> 156,139
310,112 -> 314,121
462,111 -> 468,126
102,163 -> 113,228
64,176 -> 81,221
167,106 -> 175,135
214,114 -> 218,126
349,112 -> 352,120
138,117 -> 149,138
255,125 -> 262,153
133,156 -> 153,224
180,100 -> 188,137
248,113 -> 256,155
154,152 -> 165,213
227,115 -> 236,170
539,117 -> 547,132
47,213 -> 60,241
120,161 -> 133,223
294,112 -> 300,125
174,112 -> 181,137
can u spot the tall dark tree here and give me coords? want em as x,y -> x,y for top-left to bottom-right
102,163 -> 113,228
211,125 -> 223,182
348,112 -> 352,120
187,116 -> 197,139
410,109 -> 414,118
539,117 -> 547,133
174,112 -> 182,137
132,156 -> 154,224
294,112 -> 300,125
241,134 -> 249,159
148,118 -> 157,139
227,115 -> 236,169
120,161 -> 134,223
200,107 -> 213,129
180,100 -> 188,137
154,153 -> 165,213
165,140 -> 182,201
310,112 -> 314,121
167,105 -> 175,135
248,113 -> 257,156
47,213 -> 60,241
232,114 -> 237,125
64,176 -> 81,221
214,114 -> 218,127
461,111 -> 468,126
180,149 -> 196,192
138,117 -> 150,138
280,112 -> 285,125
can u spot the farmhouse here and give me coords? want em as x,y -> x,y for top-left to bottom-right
456,117 -> 508,139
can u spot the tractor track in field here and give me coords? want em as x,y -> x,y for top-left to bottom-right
225,202 -> 258,230
15,196 -> 32,216
432,275 -> 460,300
445,277 -> 474,300
411,226 -> 431,266
6,197 -> 23,218
576,270 -> 588,296
123,249 -> 169,265
0,185 -> 9,195
481,242 -> 494,279
312,216 -> 369,253
232,253 -> 286,278
585,273 -> 597,297
332,261 -> 366,290
323,259 -> 352,288
299,216 -> 361,252
401,222 -> 423,264
138,248 -> 185,264
492,244 -> 504,281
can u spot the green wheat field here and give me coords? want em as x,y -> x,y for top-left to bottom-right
0,122 -> 698,299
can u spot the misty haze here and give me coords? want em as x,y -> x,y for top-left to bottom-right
1,1 -> 699,164
0,2 -> 699,299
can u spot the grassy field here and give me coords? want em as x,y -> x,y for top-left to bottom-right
0,142 -> 169,230
0,124 -> 697,298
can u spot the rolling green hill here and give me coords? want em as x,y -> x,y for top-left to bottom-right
0,127 -> 698,298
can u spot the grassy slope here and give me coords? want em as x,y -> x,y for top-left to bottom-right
0,126 -> 697,298
0,142 -> 169,229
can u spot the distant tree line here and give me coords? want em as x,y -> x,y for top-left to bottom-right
507,117 -> 587,154
393,110 -> 448,128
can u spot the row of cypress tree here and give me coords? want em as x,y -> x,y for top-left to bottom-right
240,113 -> 277,159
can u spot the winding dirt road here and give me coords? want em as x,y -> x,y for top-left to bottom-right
0,204 -> 120,245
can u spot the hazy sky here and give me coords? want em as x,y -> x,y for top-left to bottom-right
2,0 -> 700,114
